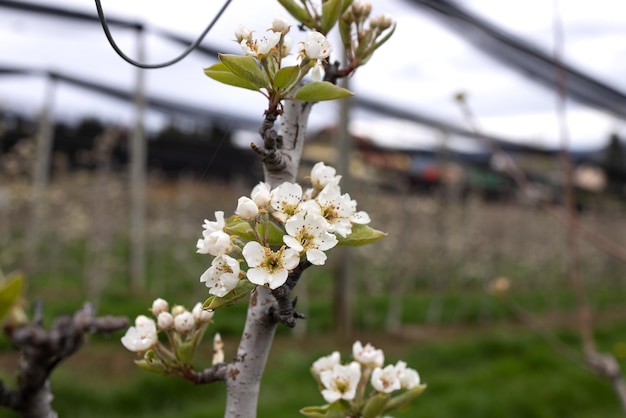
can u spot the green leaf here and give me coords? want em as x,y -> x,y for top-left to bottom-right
219,54 -> 267,90
339,18 -> 352,52
204,62 -> 261,91
383,384 -> 427,412
362,392 -> 389,418
224,217 -> 256,241
176,338 -> 196,365
337,223 -> 387,246
321,0 -> 343,34
135,350 -> 168,375
0,273 -> 23,321
203,280 -> 256,310
224,216 -> 286,247
274,65 -> 302,90
299,406 -> 327,418
341,0 -> 354,13
277,0 -> 315,28
258,221 -> 288,247
294,81 -> 354,102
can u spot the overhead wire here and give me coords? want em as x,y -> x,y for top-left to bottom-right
93,0 -> 233,69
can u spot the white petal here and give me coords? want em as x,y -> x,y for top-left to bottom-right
243,241 -> 265,267
283,235 -> 304,252
246,267 -> 269,286
306,248 -> 327,265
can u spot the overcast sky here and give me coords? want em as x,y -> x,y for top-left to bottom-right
1,0 -> 626,151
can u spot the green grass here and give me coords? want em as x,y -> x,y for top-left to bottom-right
3,322 -> 624,417
3,226 -> 626,417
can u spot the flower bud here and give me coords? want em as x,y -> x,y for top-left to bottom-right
311,62 -> 325,82
171,304 -> 186,316
151,298 -> 169,316
371,13 -> 393,30
251,182 -> 272,207
157,311 -> 174,330
236,196 -> 259,220
352,0 -> 372,18
174,311 -> 195,334
234,24 -> 252,43
272,15 -> 290,33
192,302 -> 214,324
212,333 -> 225,365
281,37 -> 293,57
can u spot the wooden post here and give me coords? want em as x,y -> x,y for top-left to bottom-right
333,75 -> 353,337
23,74 -> 56,273
129,26 -> 147,292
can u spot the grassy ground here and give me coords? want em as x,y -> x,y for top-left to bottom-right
2,318 -> 626,417
1,174 -> 626,416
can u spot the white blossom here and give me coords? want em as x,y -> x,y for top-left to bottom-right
311,351 -> 341,378
315,183 -> 356,237
197,212 -> 231,256
371,364 -> 402,394
196,230 -> 231,256
200,254 -> 241,297
352,341 -> 384,368
320,362 -> 361,403
303,31 -> 333,60
121,315 -> 157,352
283,212 -> 338,265
241,31 -> 282,58
395,361 -> 421,389
242,241 -> 300,289
310,162 -> 341,189
236,196 -> 259,220
174,311 -> 195,334
270,182 -> 303,223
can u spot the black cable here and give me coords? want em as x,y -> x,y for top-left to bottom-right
93,0 -> 233,69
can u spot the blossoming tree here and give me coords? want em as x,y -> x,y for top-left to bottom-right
119,1 -> 425,417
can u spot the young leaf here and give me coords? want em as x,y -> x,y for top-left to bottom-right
362,392 -> 389,418
383,384 -> 427,412
203,280 -> 256,310
204,63 -> 261,91
277,0 -> 315,28
0,273 -> 23,321
294,81 -> 354,102
274,65 -> 301,90
219,54 -> 268,90
337,223 -> 387,246
321,0 -> 343,34
225,216 -> 256,241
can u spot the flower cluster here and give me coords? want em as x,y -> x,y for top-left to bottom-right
302,341 -> 425,418
205,15 -> 352,111
339,0 -> 396,69
197,162 -> 372,295
121,298 -> 219,377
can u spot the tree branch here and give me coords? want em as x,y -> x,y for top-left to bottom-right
226,98 -> 314,418
2,303 -> 128,417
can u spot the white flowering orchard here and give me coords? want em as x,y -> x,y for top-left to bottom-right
120,1 -> 423,417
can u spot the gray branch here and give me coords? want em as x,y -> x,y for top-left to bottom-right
2,303 -> 128,418
225,99 -> 313,418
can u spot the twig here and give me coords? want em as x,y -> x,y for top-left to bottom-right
2,303 -> 128,417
